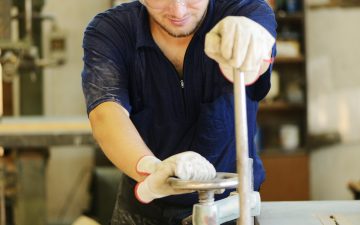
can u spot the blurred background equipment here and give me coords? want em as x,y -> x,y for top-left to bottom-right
0,0 -> 66,116
0,0 -> 71,225
0,58 -> 4,222
1,1 -> 118,224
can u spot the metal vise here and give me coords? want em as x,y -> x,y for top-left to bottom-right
168,172 -> 261,225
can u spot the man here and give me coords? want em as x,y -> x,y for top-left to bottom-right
82,0 -> 276,224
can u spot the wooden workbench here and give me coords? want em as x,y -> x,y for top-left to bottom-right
0,116 -> 95,225
0,116 -> 95,147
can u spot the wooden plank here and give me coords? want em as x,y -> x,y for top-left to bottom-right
0,116 -> 95,147
0,116 -> 91,134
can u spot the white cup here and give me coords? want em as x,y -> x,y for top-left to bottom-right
280,124 -> 299,152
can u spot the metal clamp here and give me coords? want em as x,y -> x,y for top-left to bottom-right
169,172 -> 261,225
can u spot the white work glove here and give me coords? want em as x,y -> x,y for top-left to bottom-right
205,16 -> 275,85
135,151 -> 216,203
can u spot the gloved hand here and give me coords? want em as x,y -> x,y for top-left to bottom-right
205,16 -> 275,84
135,151 -> 216,203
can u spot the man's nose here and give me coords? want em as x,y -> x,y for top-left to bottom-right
168,0 -> 188,18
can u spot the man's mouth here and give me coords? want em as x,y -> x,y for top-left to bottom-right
168,16 -> 191,26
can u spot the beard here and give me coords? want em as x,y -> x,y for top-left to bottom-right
152,17 -> 199,38
151,8 -> 207,38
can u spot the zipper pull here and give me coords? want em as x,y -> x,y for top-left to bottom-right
180,79 -> 184,89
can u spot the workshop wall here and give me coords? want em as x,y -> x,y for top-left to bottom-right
306,7 -> 360,200
307,7 -> 360,143
42,0 -> 109,116
311,143 -> 360,200
42,0 -> 110,224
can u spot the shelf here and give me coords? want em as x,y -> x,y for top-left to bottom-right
260,148 -> 307,157
276,12 -> 304,22
275,55 -> 305,64
259,101 -> 305,112
259,0 -> 309,202
308,1 -> 360,9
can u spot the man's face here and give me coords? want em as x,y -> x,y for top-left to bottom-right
143,0 -> 209,38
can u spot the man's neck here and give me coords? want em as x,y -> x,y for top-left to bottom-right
149,18 -> 193,77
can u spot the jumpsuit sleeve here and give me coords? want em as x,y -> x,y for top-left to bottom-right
81,15 -> 131,115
